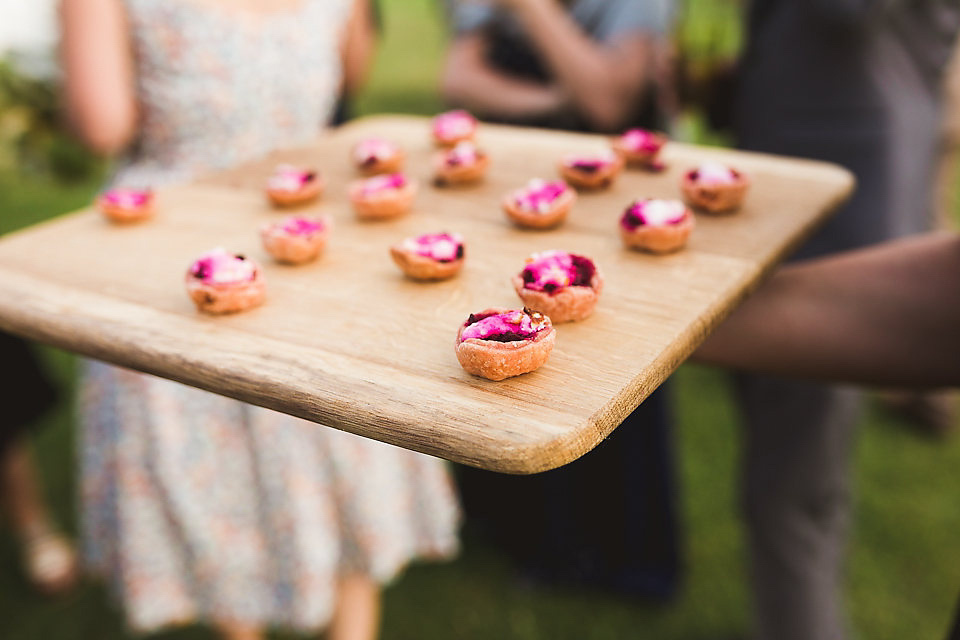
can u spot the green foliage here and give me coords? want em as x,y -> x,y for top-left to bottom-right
0,58 -> 100,180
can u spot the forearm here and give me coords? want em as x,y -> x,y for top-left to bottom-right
695,233 -> 960,388
59,0 -> 138,155
506,0 -> 650,131
442,40 -> 567,120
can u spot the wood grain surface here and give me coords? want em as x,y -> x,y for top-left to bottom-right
0,115 -> 853,473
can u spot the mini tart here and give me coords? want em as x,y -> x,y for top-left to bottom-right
185,248 -> 265,314
265,165 -> 324,207
433,141 -> 490,186
432,109 -> 477,147
681,162 -> 750,214
260,215 -> 331,264
352,138 -> 405,175
390,232 -> 464,280
611,128 -> 668,171
455,308 -> 555,381
511,250 -> 603,323
558,151 -> 623,190
502,179 -> 576,229
97,188 -> 154,223
349,173 -> 417,220
619,199 -> 694,254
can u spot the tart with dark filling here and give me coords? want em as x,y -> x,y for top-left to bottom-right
619,198 -> 694,254
512,250 -> 603,322
186,248 -> 265,314
681,162 -> 750,214
502,179 -> 576,229
390,232 -> 465,280
260,215 -> 331,265
349,172 -> 417,220
352,138 -> 405,175
265,165 -> 324,207
611,128 -> 668,171
434,141 -> 489,186
455,308 -> 555,381
432,109 -> 478,147
97,188 -> 154,223
558,151 -> 623,190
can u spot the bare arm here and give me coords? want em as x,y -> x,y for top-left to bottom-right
442,34 -> 568,121
340,0 -> 377,98
695,233 -> 960,389
59,0 -> 138,155
496,0 -> 655,131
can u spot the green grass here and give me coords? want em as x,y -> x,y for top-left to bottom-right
2,0 -> 960,638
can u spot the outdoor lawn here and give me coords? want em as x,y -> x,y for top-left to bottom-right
1,1 -> 958,638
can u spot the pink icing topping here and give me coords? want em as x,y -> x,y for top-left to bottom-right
360,172 -> 407,196
272,216 -> 325,237
354,138 -> 398,165
690,162 -> 738,185
401,232 -> 464,262
520,250 -> 596,293
444,141 -> 480,166
433,110 -> 476,140
563,151 -> 617,173
268,165 -> 316,192
102,188 -> 151,208
620,129 -> 663,153
621,199 -> 688,230
189,248 -> 257,285
513,179 -> 569,213
460,309 -> 549,343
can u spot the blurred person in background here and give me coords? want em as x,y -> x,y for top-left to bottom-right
441,0 -> 682,600
692,229 -> 960,639
0,332 -> 77,596
732,2 -> 960,639
59,1 -> 459,639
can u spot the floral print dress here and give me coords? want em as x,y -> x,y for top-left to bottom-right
79,0 -> 460,632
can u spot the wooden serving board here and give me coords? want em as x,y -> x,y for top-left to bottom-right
0,115 -> 852,473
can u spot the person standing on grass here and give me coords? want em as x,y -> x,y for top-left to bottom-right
59,1 -> 460,639
442,0 -> 683,599
0,331 -> 77,597
732,2 -> 960,638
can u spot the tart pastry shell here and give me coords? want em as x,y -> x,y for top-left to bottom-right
502,188 -> 576,230
434,152 -> 490,186
455,309 -> 556,381
186,273 -> 266,314
260,221 -> 330,265
349,181 -> 418,220
390,245 -> 463,280
511,269 -> 603,323
681,172 -> 750,214
266,177 -> 324,207
558,156 -> 623,190
97,197 -> 154,224
620,214 -> 695,254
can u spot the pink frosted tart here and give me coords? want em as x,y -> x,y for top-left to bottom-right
265,164 -> 324,207
432,109 -> 477,146
434,141 -> 490,186
455,308 -> 556,381
349,172 -> 417,220
619,198 -> 695,254
390,232 -> 465,280
502,179 -> 576,229
558,151 -> 623,190
186,248 -> 265,314
96,188 -> 154,223
681,162 -> 750,214
260,215 -> 331,265
611,128 -> 668,171
511,250 -> 603,323
352,137 -> 405,175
